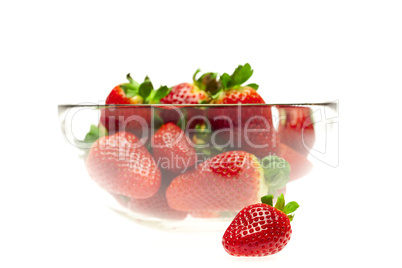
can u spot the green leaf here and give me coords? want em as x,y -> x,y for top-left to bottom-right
139,77 -> 153,100
287,214 -> 294,222
262,156 -> 291,190
211,89 -> 223,99
274,193 -> 285,211
246,83 -> 259,90
120,83 -> 139,98
283,201 -> 299,215
220,73 -> 231,89
126,73 -> 140,88
230,63 -> 253,87
192,69 -> 201,82
84,124 -> 108,144
153,86 -> 171,101
126,73 -> 134,84
261,195 -> 274,206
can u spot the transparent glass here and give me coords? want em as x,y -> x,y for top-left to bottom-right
58,102 -> 338,231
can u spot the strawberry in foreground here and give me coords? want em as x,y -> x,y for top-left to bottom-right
166,151 -> 290,213
86,131 -> 161,199
101,74 -> 170,136
152,122 -> 197,173
222,194 -> 299,257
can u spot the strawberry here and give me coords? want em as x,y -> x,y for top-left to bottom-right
151,122 -> 197,173
210,63 -> 263,104
159,69 -> 218,130
277,105 -> 315,156
278,143 -> 313,181
222,194 -> 299,257
166,151 -> 290,213
85,131 -> 161,199
112,171 -> 187,220
100,74 -> 170,137
160,69 -> 218,104
208,64 -> 278,157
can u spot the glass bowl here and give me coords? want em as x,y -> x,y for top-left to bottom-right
58,103 -> 338,231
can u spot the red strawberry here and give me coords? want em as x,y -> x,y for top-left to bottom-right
211,86 -> 265,104
100,74 -> 170,137
86,131 -> 161,199
209,63 -> 263,105
278,143 -> 313,181
160,69 -> 218,129
222,194 -> 299,257
277,105 -> 315,156
151,123 -> 197,173
112,172 -> 187,220
160,82 -> 209,105
160,69 -> 218,104
166,151 -> 290,213
208,64 -> 278,157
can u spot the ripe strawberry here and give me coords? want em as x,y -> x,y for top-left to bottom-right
160,69 -> 218,104
278,143 -> 313,181
85,131 -> 161,199
166,151 -> 290,213
160,69 -> 218,129
277,105 -> 315,156
112,172 -> 187,220
210,63 -> 263,105
222,194 -> 299,257
100,74 -> 170,137
208,64 -> 278,157
151,123 -> 197,173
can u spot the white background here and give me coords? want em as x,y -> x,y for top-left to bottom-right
1,1 -> 401,267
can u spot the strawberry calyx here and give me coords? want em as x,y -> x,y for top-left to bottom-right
211,63 -> 259,100
190,123 -> 224,157
80,124 -> 108,158
119,73 -> 141,98
261,193 -> 299,221
261,155 -> 291,196
192,69 -> 220,97
120,74 -> 171,104
84,124 -> 108,144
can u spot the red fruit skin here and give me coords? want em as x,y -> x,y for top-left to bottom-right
111,171 -> 187,220
234,110 -> 279,158
160,83 -> 209,104
208,88 -> 278,157
278,143 -> 313,181
277,106 -> 315,156
86,131 -> 161,199
112,178 -> 187,220
222,203 -> 292,257
159,83 -> 210,128
211,87 -> 266,105
152,123 -> 197,173
166,151 -> 266,213
100,86 -> 151,138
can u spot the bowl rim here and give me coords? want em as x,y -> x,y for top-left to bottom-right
58,102 -> 334,108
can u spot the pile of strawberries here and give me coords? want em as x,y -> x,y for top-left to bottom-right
84,64 -> 314,221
